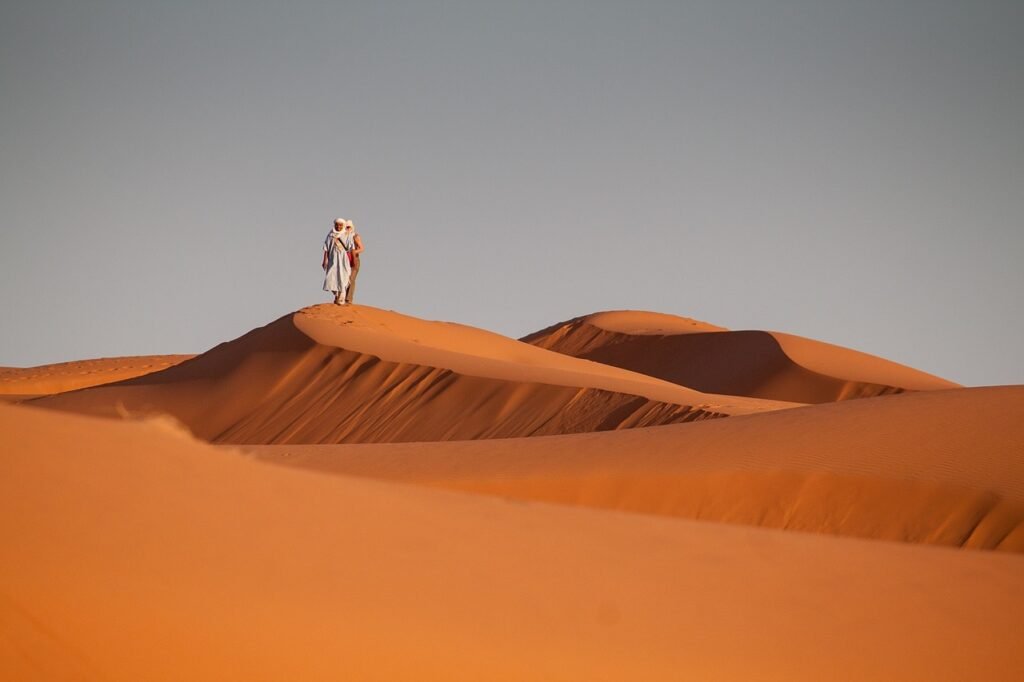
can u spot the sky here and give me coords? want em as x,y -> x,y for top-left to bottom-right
1,0 -> 1021,386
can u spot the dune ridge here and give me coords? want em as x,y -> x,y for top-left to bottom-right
523,311 -> 959,403
34,306 -> 788,444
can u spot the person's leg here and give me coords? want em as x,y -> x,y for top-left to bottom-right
345,258 -> 360,303
338,275 -> 350,304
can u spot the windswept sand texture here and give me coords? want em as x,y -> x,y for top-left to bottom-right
523,311 -> 959,403
4,305 -> 1023,679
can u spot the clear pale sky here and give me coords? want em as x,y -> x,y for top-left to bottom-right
1,1 -> 1021,386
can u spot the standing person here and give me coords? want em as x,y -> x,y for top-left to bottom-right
322,218 -> 354,305
344,220 -> 364,304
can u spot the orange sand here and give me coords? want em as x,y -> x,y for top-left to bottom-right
32,305 -> 792,443
4,305 -> 1023,680
0,355 -> 192,397
3,403 -> 1024,681
524,310 -> 959,403
248,385 -> 1024,550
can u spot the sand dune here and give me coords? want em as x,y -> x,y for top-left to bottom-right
247,386 -> 1024,551
0,354 -> 193,397
523,310 -> 959,403
32,305 -> 791,444
5,303 -> 1021,679
3,402 -> 1023,681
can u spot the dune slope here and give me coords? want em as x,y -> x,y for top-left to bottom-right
523,311 -> 959,403
0,354 -> 193,398
3,402 -> 1023,681
32,306 -> 790,444
247,386 -> 1024,551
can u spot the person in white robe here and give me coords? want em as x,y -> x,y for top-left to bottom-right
322,218 -> 354,304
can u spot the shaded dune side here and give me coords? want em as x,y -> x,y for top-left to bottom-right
0,355 -> 194,396
523,316 -> 956,404
247,387 -> 1024,552
32,315 -> 722,444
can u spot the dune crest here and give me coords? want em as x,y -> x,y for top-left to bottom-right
523,310 -> 959,403
33,305 -> 793,444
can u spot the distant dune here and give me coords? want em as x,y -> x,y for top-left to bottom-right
523,310 -> 959,403
31,305 -> 789,443
0,354 -> 193,398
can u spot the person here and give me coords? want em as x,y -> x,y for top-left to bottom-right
322,218 -> 354,305
344,220 -> 364,304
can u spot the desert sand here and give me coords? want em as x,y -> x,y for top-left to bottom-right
524,311 -> 960,403
31,305 -> 792,444
0,354 -> 192,400
3,304 -> 1023,680
249,386 -> 1024,550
